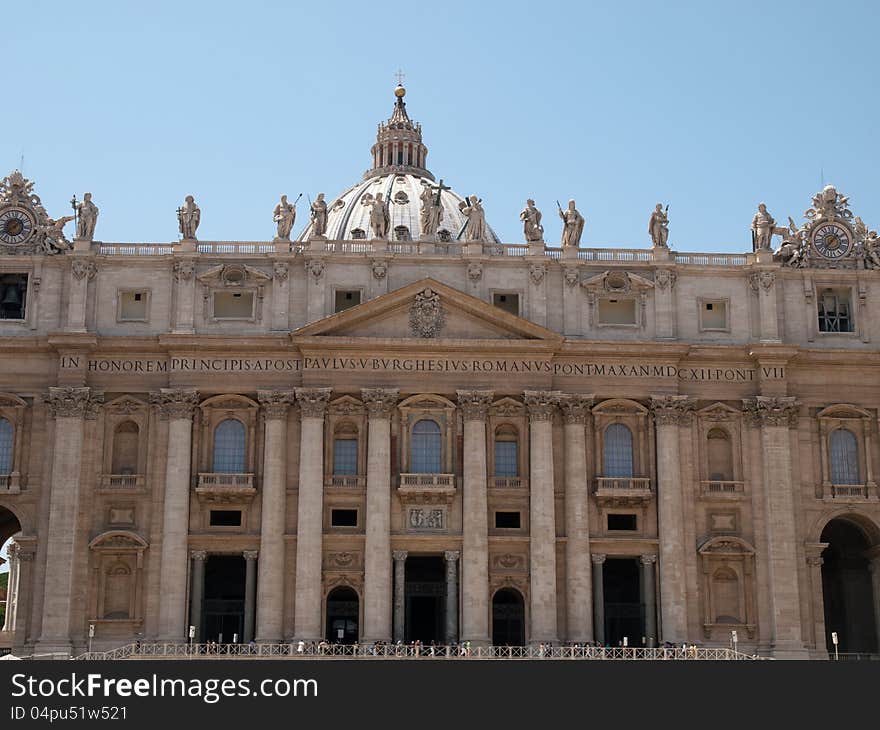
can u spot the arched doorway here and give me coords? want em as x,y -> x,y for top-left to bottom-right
326,587 -> 359,644
821,518 -> 878,655
492,588 -> 525,646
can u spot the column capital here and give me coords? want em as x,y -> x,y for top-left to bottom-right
257,390 -> 295,420
742,396 -> 799,428
523,390 -> 561,421
444,550 -> 461,562
591,553 -> 606,565
650,395 -> 695,426
640,553 -> 658,566
191,550 -> 207,562
456,390 -> 494,421
243,550 -> 259,561
151,388 -> 200,420
361,387 -> 399,418
294,387 -> 332,418
558,394 -> 595,424
392,550 -> 408,562
45,387 -> 103,419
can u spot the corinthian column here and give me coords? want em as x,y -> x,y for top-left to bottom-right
37,387 -> 102,653
743,396 -> 808,658
524,390 -> 560,644
457,389 -> 493,645
292,387 -> 332,640
559,394 -> 594,643
152,388 -> 199,641
650,395 -> 694,645
361,388 -> 399,644
255,390 -> 295,642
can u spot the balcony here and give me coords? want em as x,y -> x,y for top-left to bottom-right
196,473 -> 257,504
699,480 -> 746,500
397,474 -> 456,505
325,475 -> 366,489
488,476 -> 526,490
827,483 -> 874,501
98,474 -> 145,493
0,472 -> 21,494
594,477 -> 653,505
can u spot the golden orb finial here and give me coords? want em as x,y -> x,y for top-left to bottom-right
394,84 -> 406,98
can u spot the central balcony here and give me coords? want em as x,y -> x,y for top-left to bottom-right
0,472 -> 21,494
397,473 -> 456,505
196,473 -> 257,504
594,476 -> 653,505
488,476 -> 526,490
325,475 -> 366,489
699,480 -> 747,499
826,483 -> 875,501
98,474 -> 145,493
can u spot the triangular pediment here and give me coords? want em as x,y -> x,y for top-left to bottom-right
293,278 -> 563,343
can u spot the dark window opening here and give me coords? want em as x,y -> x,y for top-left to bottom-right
331,509 -> 358,527
818,290 -> 853,333
334,290 -> 361,313
493,292 -> 519,316
209,510 -> 242,527
0,274 -> 27,320
607,513 -> 637,531
495,511 -> 521,529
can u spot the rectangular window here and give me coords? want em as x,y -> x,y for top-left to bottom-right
495,511 -> 521,529
333,438 -> 358,475
118,290 -> 150,321
334,290 -> 361,313
700,299 -> 728,330
817,289 -> 854,333
607,513 -> 637,531
331,508 -> 358,527
598,298 -> 637,325
494,441 -> 518,477
213,290 -> 254,319
492,292 -> 519,316
0,274 -> 28,320
209,510 -> 242,527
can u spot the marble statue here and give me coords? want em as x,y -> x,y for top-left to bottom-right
520,199 -> 544,243
419,184 -> 443,236
273,194 -> 297,241
558,199 -> 584,247
459,195 -> 487,242
75,193 -> 99,241
40,215 -> 76,253
177,195 -> 201,240
369,192 -> 390,239
648,203 -> 669,248
310,193 -> 328,237
751,203 -> 776,251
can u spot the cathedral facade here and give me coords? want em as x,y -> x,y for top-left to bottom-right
1,86 -> 879,659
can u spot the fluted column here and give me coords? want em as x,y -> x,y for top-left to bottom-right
524,390 -> 560,643
189,550 -> 207,642
457,389 -> 493,645
651,395 -> 694,644
744,396 -> 808,658
292,387 -> 331,640
243,550 -> 258,643
37,387 -> 102,653
640,554 -> 658,646
255,390 -> 294,642
559,394 -> 594,643
393,550 -> 407,642
444,550 -> 460,644
361,388 -> 399,643
592,553 -> 606,645
152,388 -> 199,640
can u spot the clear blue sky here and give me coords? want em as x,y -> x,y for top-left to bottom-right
3,0 -> 879,252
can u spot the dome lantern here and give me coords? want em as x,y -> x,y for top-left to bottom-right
367,85 -> 433,181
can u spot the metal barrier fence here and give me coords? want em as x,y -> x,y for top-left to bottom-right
74,642 -> 766,661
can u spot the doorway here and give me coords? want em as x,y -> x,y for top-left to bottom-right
326,587 -> 359,644
404,555 -> 445,643
202,555 -> 245,643
604,558 -> 644,647
492,588 -> 525,646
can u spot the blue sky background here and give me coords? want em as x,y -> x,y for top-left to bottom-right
1,0 -> 879,252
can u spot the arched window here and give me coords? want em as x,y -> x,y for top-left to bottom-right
603,423 -> 633,478
0,417 -> 13,474
333,424 -> 359,476
711,567 -> 741,624
707,428 -> 733,481
829,429 -> 859,485
111,421 -> 140,475
351,228 -> 366,240
394,225 -> 411,242
494,426 -> 519,478
411,419 -> 441,473
213,419 -> 246,473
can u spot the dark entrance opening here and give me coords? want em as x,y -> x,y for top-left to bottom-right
604,558 -> 643,647
404,555 -> 445,643
492,588 -> 525,646
203,555 -> 245,643
821,519 -> 878,655
326,587 -> 359,644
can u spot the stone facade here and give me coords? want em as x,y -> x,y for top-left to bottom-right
0,89 -> 879,659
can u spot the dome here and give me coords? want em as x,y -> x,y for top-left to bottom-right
296,85 -> 500,244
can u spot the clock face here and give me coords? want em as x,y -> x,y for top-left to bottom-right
0,206 -> 36,246
812,222 -> 852,259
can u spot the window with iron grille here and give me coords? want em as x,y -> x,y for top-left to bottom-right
603,423 -> 634,477
817,290 -> 853,333
333,438 -> 358,475
213,419 -> 246,473
494,440 -> 518,477
829,428 -> 859,485
0,417 -> 13,473
411,419 -> 441,473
